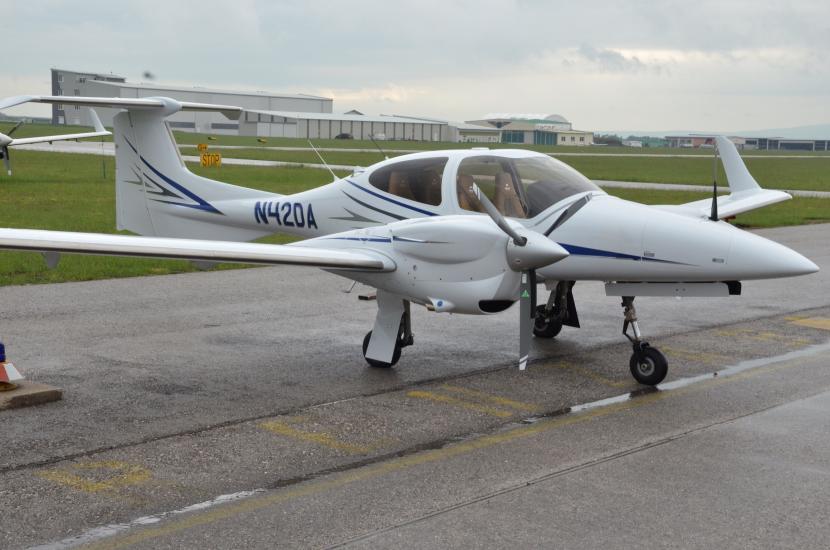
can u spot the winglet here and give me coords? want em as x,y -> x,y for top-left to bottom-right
88,108 -> 105,133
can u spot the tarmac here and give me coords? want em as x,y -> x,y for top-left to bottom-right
0,224 -> 829,549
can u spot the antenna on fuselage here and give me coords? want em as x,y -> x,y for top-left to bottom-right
709,138 -> 720,221
307,140 -> 338,182
369,134 -> 388,160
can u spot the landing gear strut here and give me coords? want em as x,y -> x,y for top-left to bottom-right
362,297 -> 414,368
533,281 -> 579,339
621,296 -> 668,386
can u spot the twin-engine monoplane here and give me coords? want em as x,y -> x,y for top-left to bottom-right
0,95 -> 818,385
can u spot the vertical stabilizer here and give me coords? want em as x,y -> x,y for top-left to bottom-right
114,108 -> 276,241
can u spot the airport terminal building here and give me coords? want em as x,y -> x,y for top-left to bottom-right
466,114 -> 594,146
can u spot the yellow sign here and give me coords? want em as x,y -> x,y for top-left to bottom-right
200,152 -> 222,167
197,143 -> 209,153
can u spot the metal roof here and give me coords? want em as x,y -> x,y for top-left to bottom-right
92,80 -> 331,101
245,109 -> 447,125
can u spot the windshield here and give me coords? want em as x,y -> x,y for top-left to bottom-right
456,155 -> 599,218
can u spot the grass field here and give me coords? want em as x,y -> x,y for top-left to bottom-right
180,146 -> 830,192
0,149 -> 826,287
4,122 -> 828,157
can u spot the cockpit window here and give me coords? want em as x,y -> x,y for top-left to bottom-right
457,155 -> 599,218
368,157 -> 447,206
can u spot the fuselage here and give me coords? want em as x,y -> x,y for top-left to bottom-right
188,148 -> 816,285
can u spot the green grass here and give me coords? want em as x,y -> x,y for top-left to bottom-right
560,156 -> 830,191
0,149 -> 826,287
604,188 -> 830,227
184,145 -> 830,192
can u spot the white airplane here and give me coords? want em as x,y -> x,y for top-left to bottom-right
0,95 -> 819,385
0,108 -> 110,175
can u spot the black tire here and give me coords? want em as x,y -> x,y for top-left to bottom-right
362,330 -> 401,368
533,305 -> 563,338
629,346 -> 668,386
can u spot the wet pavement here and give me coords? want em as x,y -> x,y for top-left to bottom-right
0,223 -> 828,549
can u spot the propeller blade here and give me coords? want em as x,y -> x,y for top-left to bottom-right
1,146 -> 10,176
519,269 -> 537,370
7,121 -> 24,137
470,183 -> 526,245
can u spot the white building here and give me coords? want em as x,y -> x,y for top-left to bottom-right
240,110 -> 450,141
50,68 -> 332,134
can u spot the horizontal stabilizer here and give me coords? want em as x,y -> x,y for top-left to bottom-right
658,135 -> 791,219
0,228 -> 394,271
0,95 -> 242,120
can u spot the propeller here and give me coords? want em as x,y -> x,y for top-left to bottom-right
470,184 -> 569,369
0,121 -> 22,176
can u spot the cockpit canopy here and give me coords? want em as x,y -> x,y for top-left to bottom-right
365,152 -> 600,218
456,155 -> 599,218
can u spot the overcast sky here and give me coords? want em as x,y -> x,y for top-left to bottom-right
2,0 -> 828,132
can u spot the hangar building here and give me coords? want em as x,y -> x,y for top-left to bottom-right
666,134 -> 829,151
50,68 -> 332,134
240,110 -> 452,141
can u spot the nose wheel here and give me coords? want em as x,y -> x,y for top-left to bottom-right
621,296 -> 668,386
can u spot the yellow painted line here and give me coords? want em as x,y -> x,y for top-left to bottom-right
38,460 -> 151,494
258,421 -> 372,455
790,317 -> 830,332
714,327 -> 811,346
81,354 -> 808,550
406,390 -> 513,418
662,346 -> 727,365
543,360 -> 628,388
440,384 -> 540,412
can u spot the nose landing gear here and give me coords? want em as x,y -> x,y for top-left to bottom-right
621,296 -> 668,386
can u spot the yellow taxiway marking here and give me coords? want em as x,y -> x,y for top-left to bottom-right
82,352 -> 810,550
439,384 -> 540,412
258,421 -> 372,455
38,460 -> 151,494
789,317 -> 830,332
406,390 -> 514,418
543,360 -> 628,388
715,327 -> 811,345
662,346 -> 728,365
81,351 -> 812,550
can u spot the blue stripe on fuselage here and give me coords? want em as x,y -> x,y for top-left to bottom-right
345,180 -> 437,217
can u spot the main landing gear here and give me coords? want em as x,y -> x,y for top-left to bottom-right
362,293 -> 414,369
533,281 -> 579,339
621,296 -> 668,386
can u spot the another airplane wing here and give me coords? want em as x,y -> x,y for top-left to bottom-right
2,109 -> 110,146
0,228 -> 395,271
657,136 -> 791,219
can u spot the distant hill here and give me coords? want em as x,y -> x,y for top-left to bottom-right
601,123 -> 830,140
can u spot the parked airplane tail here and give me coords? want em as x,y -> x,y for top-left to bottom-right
0,94 -> 278,241
113,104 -> 277,241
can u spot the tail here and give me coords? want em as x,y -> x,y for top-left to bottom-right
114,106 -> 275,240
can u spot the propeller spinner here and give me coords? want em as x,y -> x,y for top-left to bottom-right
471,184 -> 569,369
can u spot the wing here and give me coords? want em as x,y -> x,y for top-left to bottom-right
656,135 -> 791,219
5,109 -> 111,146
0,228 -> 395,271
0,95 -> 242,120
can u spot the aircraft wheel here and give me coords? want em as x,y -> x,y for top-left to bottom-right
362,330 -> 401,369
533,305 -> 563,338
629,346 -> 668,386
